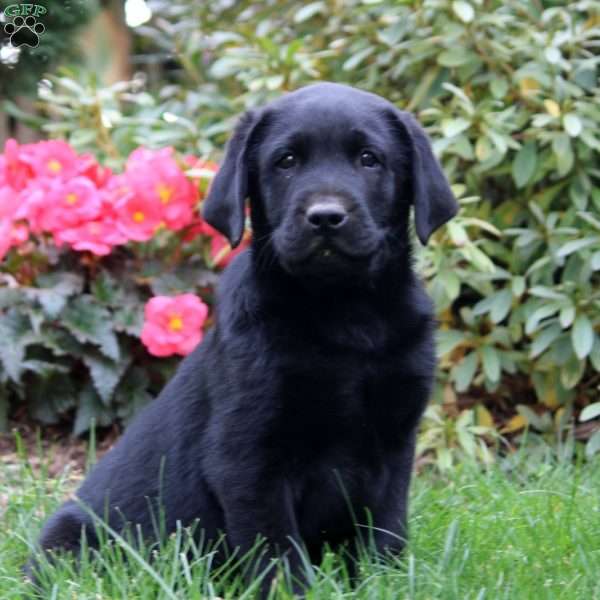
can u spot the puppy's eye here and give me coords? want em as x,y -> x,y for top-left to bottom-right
276,153 -> 297,169
360,150 -> 379,168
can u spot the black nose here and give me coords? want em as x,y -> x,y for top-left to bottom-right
306,202 -> 348,231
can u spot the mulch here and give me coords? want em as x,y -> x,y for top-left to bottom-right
0,420 -> 120,478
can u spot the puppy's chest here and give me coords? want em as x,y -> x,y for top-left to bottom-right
273,353 -> 418,457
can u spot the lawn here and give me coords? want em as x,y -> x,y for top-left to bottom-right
1,442 -> 599,599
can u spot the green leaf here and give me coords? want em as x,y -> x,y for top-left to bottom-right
62,296 -> 120,361
436,330 -> 465,357
481,346 -> 501,382
580,402 -> 600,422
572,314 -> 594,359
529,286 -> 567,301
512,142 -> 537,188
294,1 -> 325,23
544,47 -> 561,64
29,375 -> 77,425
530,324 -> 562,358
552,134 -> 574,177
561,353 -> 585,389
91,270 -> 121,305
516,404 -> 552,433
490,77 -> 508,99
452,1 -> 475,23
447,221 -> 468,246
209,57 -> 243,79
0,311 -> 35,383
585,430 -> 600,458
590,337 -> 600,372
438,48 -> 476,67
511,276 -> 526,298
441,118 -> 471,138
556,237 -> 600,258
460,244 -> 496,273
36,272 -> 84,296
73,384 -> 114,436
342,47 -> 374,71
115,367 -> 153,425
563,113 -> 582,137
453,352 -> 478,392
473,290 -> 512,323
559,305 -> 575,328
113,303 -> 144,337
490,290 -> 512,324
525,302 -> 562,335
83,352 -> 131,405
36,291 -> 68,318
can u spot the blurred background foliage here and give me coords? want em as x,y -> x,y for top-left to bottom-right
0,0 -> 98,98
1,0 -> 599,465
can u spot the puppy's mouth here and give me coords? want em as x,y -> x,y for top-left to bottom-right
279,238 -> 380,278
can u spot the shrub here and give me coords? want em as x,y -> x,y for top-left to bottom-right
0,138 -> 242,434
1,0 -> 599,456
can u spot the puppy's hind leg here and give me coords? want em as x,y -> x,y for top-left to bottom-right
24,500 -> 97,583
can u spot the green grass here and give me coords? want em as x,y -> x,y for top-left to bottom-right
1,443 -> 600,599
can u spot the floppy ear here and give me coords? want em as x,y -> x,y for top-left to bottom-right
393,110 -> 458,245
202,110 -> 261,247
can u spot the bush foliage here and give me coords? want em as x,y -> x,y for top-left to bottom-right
1,0 -> 599,457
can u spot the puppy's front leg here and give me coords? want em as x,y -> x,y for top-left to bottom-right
221,475 -> 307,595
368,429 -> 418,557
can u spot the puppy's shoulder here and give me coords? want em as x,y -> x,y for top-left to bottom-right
215,249 -> 261,331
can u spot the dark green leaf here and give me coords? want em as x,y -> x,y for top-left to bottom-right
83,351 -> 131,405
62,296 -> 120,361
481,346 -> 501,382
74,384 -> 115,436
512,142 -> 537,188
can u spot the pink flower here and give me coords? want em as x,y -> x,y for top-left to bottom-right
0,219 -> 13,261
20,140 -> 80,179
114,192 -> 164,242
14,180 -> 49,234
0,139 -> 33,191
0,186 -> 28,260
141,294 -> 209,357
78,154 -> 113,188
124,147 -> 198,231
53,217 -> 127,256
44,176 -> 103,231
0,185 -> 20,220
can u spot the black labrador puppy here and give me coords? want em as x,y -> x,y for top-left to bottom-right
28,82 -> 457,590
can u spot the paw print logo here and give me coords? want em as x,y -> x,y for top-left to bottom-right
4,15 -> 45,48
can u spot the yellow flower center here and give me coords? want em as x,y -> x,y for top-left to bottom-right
157,183 -> 173,204
66,193 -> 78,205
169,315 -> 183,331
133,211 -> 145,223
47,160 -> 62,173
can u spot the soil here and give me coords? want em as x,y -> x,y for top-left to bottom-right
0,419 -> 120,478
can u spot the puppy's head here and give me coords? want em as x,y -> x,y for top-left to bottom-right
203,83 -> 457,282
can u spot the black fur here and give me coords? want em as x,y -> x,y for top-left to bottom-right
28,82 -> 457,590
